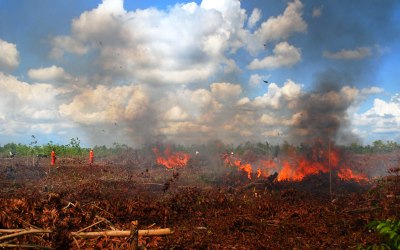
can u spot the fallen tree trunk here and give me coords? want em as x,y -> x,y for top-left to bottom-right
71,228 -> 172,238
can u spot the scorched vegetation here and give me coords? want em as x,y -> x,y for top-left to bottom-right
0,139 -> 399,249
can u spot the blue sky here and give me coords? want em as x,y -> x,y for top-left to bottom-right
0,0 -> 399,147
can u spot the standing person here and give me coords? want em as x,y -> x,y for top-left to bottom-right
51,149 -> 56,166
89,149 -> 94,165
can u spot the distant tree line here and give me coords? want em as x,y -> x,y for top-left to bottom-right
345,140 -> 400,154
0,137 -> 399,158
0,136 -> 86,157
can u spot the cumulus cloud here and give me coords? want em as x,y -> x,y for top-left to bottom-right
254,0 -> 306,43
210,82 -> 242,100
323,46 -> 372,60
248,74 -> 262,88
0,72 -> 68,137
248,42 -> 301,69
351,95 -> 400,143
0,73 -> 60,111
0,39 -> 19,71
48,0 -> 307,86
59,84 -> 149,124
260,113 -> 291,126
50,36 -> 88,59
48,0 -> 253,86
368,99 -> 400,117
249,79 -> 302,109
164,106 -> 190,121
28,65 -> 70,82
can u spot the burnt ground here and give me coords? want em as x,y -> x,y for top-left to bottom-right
0,152 -> 399,249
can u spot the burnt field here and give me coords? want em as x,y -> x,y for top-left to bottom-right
0,150 -> 399,249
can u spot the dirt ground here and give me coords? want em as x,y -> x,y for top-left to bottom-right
0,151 -> 399,249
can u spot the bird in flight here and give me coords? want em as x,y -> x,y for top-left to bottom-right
263,80 -> 268,84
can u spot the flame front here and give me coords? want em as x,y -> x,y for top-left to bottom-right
152,146 -> 191,169
338,168 -> 368,182
277,144 -> 368,182
221,142 -> 368,183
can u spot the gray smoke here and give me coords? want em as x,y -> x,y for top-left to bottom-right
290,71 -> 360,145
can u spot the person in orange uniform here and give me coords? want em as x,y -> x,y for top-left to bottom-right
51,150 -> 56,166
89,149 -> 94,165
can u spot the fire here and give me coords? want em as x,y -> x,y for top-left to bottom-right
276,143 -> 368,182
220,140 -> 368,183
152,146 -> 191,169
222,156 -> 277,180
338,168 -> 368,182
222,153 -> 253,179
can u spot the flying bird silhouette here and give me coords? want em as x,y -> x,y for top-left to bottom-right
263,80 -> 268,83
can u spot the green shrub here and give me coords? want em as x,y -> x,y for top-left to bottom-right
366,219 -> 400,249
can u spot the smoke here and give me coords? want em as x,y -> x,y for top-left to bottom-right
285,0 -> 400,145
289,70 -> 360,145
127,103 -> 161,146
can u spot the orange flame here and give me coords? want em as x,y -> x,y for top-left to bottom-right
277,144 -> 367,182
152,146 -> 191,169
222,153 -> 253,179
221,142 -> 368,183
257,168 -> 261,178
338,168 -> 368,182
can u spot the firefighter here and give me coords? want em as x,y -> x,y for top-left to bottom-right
51,150 -> 56,166
89,149 -> 94,165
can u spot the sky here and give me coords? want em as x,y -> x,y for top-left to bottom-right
0,0 -> 399,147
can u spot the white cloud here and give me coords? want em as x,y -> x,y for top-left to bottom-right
247,8 -> 261,28
323,47 -> 372,60
0,39 -> 19,71
46,0 -> 307,89
48,0 -> 254,86
251,80 -> 302,109
237,97 -> 250,106
260,113 -> 279,125
0,72 -> 65,136
210,82 -> 242,100
0,72 -> 60,110
248,42 -> 301,69
59,84 -> 149,124
345,86 -> 384,115
260,113 -> 293,126
367,99 -> 400,117
248,74 -> 266,88
164,106 -> 189,121
50,36 -> 88,59
351,94 -> 400,143
391,93 -> 400,103
71,0 -> 126,43
47,0 -> 308,88
281,79 -> 302,100
254,0 -> 306,42
249,74 -> 262,88
28,65 -> 70,82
